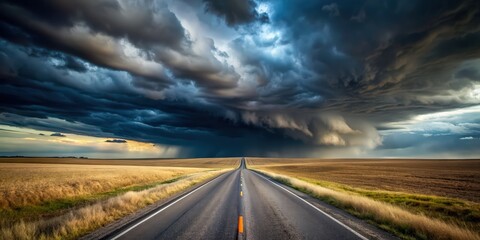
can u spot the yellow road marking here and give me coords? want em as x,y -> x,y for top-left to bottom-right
238,216 -> 244,233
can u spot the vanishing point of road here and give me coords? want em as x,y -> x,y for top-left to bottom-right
103,158 -> 373,240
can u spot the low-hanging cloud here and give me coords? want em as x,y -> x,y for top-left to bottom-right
50,132 -> 66,137
105,139 -> 127,143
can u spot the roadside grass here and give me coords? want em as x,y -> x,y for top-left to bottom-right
254,169 -> 480,240
0,176 -> 186,223
299,178 -> 480,228
0,169 -> 230,240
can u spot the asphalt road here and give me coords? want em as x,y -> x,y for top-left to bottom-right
106,158 -> 368,240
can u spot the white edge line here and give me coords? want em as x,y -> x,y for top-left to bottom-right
253,171 -> 369,240
110,175 -> 221,240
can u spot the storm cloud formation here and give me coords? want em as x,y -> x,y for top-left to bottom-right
1,0 -> 479,157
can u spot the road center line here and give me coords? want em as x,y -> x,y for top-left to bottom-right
238,215 -> 244,233
110,172 -> 228,240
252,171 -> 368,240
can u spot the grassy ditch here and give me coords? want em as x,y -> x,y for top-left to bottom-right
0,176 -> 186,223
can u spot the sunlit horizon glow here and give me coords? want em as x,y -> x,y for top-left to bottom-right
0,125 -> 179,158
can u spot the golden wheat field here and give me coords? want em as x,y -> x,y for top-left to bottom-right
0,163 -> 204,209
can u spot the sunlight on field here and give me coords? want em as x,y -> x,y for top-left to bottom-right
0,163 -> 203,209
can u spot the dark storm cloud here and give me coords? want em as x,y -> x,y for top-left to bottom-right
0,0 -> 480,157
456,67 -> 480,82
0,40 -> 262,153
60,56 -> 88,73
0,0 -> 241,91
0,0 -> 176,84
105,139 -> 127,143
238,0 -> 480,124
0,0 -> 187,49
203,0 -> 268,26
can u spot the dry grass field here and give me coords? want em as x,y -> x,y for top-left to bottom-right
247,158 -> 480,202
0,158 -> 238,239
248,158 -> 480,240
0,163 -> 205,209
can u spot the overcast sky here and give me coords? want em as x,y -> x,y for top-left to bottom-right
0,0 -> 479,158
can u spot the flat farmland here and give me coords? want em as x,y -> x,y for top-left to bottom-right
248,158 -> 480,202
